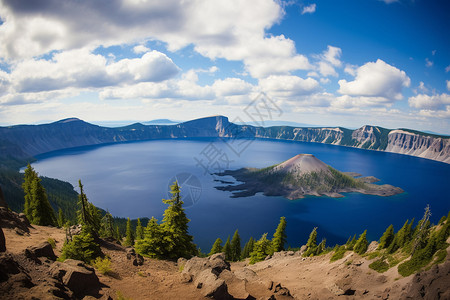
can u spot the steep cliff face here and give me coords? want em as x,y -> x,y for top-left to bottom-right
386,130 -> 450,164
0,116 -> 448,165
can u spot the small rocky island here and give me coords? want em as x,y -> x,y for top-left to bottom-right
215,154 -> 404,199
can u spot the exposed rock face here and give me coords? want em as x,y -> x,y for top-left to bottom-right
0,116 -> 448,166
0,207 -> 30,233
50,259 -> 100,296
182,253 -> 231,279
0,227 -> 5,252
402,259 -> 450,299
386,130 -> 450,164
24,241 -> 57,261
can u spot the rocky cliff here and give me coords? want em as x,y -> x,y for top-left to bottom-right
0,115 -> 448,165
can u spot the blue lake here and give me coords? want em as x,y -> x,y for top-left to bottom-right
32,138 -> 450,251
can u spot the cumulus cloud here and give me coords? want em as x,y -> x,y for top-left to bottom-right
408,93 -> 450,111
314,46 -> 342,77
8,49 -> 180,93
302,4 -> 316,14
344,64 -> 357,76
212,78 -> 253,96
425,58 -> 433,68
259,75 -> 319,97
0,0 -> 312,78
447,80 -> 450,91
338,59 -> 410,100
133,45 -> 150,54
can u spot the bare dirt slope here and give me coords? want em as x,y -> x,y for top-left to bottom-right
2,224 -> 449,299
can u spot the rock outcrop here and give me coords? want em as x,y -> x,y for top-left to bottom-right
0,207 -> 31,234
50,259 -> 101,296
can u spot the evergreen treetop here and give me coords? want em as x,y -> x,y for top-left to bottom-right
271,216 -> 287,254
208,238 -> 223,256
230,230 -> 241,261
223,236 -> 232,261
353,230 -> 368,255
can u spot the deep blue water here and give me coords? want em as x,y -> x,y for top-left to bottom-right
32,138 -> 450,251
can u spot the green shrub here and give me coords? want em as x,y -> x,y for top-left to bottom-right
92,257 -> 112,275
116,291 -> 131,300
330,246 -> 346,262
433,249 -> 447,265
369,259 -> 389,273
367,251 -> 380,260
60,229 -> 102,263
47,238 -> 56,249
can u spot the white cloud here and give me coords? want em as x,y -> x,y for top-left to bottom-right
447,80 -> 450,91
338,59 -> 410,100
259,75 -> 319,97
8,49 -> 179,94
212,78 -> 253,96
318,61 -> 338,77
413,81 -> 429,94
344,64 -> 357,76
133,45 -> 150,54
320,78 -> 330,84
321,46 -> 342,67
302,4 -> 316,15
446,65 -> 450,73
314,46 -> 342,77
332,95 -> 396,109
0,0 -> 312,78
409,93 -> 450,111
425,58 -> 433,67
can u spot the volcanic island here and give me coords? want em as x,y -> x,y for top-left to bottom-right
215,154 -> 404,200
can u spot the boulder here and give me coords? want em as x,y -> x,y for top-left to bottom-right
126,247 -> 135,260
182,253 -> 230,279
24,242 -> 57,261
126,247 -> 144,266
367,241 -> 379,253
133,253 -> 144,266
177,257 -> 187,267
0,207 -> 30,233
194,269 -> 229,299
49,259 -> 100,296
0,227 -> 5,252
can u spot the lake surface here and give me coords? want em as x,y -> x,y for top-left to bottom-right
32,138 -> 450,250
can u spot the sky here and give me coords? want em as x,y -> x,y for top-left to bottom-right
0,0 -> 449,133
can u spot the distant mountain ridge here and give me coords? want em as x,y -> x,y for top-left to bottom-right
0,115 -> 449,165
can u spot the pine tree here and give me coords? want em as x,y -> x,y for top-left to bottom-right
135,217 -> 167,258
411,205 -> 432,255
230,230 -> 241,261
271,216 -> 287,254
354,230 -> 368,255
30,177 -> 57,226
100,212 -> 114,238
315,238 -> 326,256
378,224 -> 394,249
124,217 -> 134,247
22,164 -> 38,220
77,180 -> 89,226
136,218 -> 144,240
57,208 -> 66,228
346,234 -> 357,250
387,220 -> 411,254
208,238 -> 223,256
249,233 -> 272,264
60,227 -> 102,263
242,237 -> 255,259
304,227 -> 318,257
160,181 -> 196,259
115,225 -> 122,242
223,236 -> 232,261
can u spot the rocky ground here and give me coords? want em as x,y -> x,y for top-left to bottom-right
1,208 -> 449,300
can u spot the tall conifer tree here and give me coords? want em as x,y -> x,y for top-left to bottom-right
230,230 -> 241,261
271,216 -> 287,254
